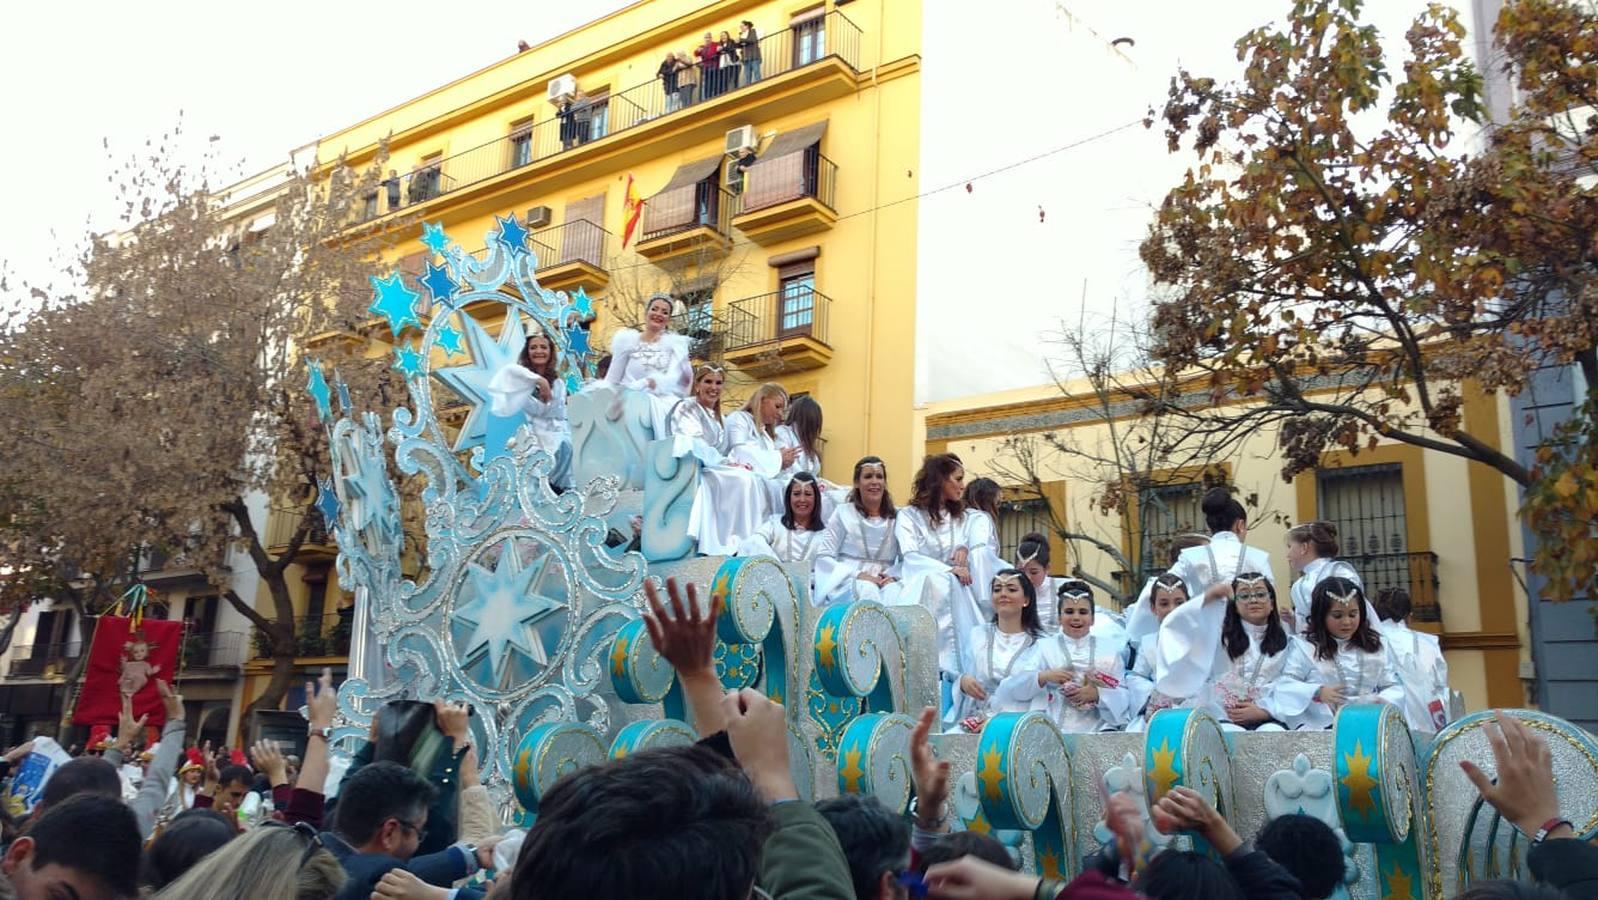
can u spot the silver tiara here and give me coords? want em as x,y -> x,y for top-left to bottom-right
1328,585 -> 1361,609
993,573 -> 1024,588
1235,575 -> 1269,593
1015,548 -> 1040,567
1058,588 -> 1092,602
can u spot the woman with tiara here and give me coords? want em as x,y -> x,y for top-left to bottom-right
487,327 -> 572,488
996,579 -> 1133,733
1285,521 -> 1365,634
668,364 -> 768,555
773,395 -> 848,515
897,454 -> 987,718
813,456 -> 904,606
737,472 -> 827,564
605,293 -> 694,438
1014,531 -> 1060,633
1124,573 -> 1191,731
954,569 -> 1044,731
726,382 -> 798,497
1301,576 -> 1405,729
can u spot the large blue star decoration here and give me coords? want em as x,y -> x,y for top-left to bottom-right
494,213 -> 530,258
435,321 -> 466,358
314,476 -> 341,527
433,311 -> 529,452
452,540 -> 568,686
369,273 -> 423,336
306,361 -> 332,419
565,324 -> 591,358
421,221 -> 450,256
392,341 -> 426,379
342,449 -> 399,538
570,287 -> 595,321
421,261 -> 459,305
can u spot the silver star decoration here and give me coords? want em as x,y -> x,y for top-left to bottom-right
433,310 -> 528,453
452,538 -> 567,685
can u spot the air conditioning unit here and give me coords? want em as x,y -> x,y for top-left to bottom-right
547,74 -> 577,103
526,205 -> 553,228
724,125 -> 757,155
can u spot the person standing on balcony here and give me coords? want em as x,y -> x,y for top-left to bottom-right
558,96 -> 575,150
675,51 -> 699,108
571,91 -> 593,146
739,21 -> 762,84
696,33 -> 721,99
718,30 -> 741,93
382,170 -> 401,212
605,294 -> 693,439
658,52 -> 681,112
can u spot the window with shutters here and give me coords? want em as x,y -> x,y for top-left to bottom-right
1316,463 -> 1438,619
1137,481 -> 1205,580
997,498 -> 1052,564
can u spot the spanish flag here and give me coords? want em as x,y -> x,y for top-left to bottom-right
621,174 -> 645,248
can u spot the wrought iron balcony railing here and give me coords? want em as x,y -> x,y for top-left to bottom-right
724,286 -> 832,352
733,146 -> 837,215
7,642 -> 82,678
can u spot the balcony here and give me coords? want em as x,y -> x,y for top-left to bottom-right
1345,550 -> 1442,623
732,144 -> 838,245
347,11 -> 863,227
138,543 -> 215,589
635,182 -> 734,265
7,643 -> 82,679
531,219 -> 611,294
265,507 -> 337,562
723,287 -> 833,376
180,631 -> 247,673
252,611 -> 354,661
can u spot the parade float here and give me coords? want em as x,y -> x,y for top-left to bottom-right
312,213 -> 1598,899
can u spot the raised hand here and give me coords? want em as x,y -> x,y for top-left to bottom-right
1460,710 -> 1569,840
721,688 -> 796,803
250,739 -> 289,786
306,667 -> 337,731
642,577 -> 719,678
116,694 -> 148,752
910,706 -> 951,832
158,678 -> 185,723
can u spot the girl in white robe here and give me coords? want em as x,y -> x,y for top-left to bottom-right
953,569 -> 1044,731
604,295 -> 693,439
998,581 -> 1134,733
813,456 -> 905,607
487,330 -> 572,488
1166,488 -> 1277,603
1286,521 -> 1366,635
1301,576 -> 1406,729
1374,588 -> 1451,732
1125,573 -> 1192,731
896,454 -> 986,704
1015,532 -> 1061,634
668,365 -> 768,556
771,395 -> 848,517
736,472 -> 827,564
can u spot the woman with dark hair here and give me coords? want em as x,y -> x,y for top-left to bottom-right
669,365 -> 768,555
896,454 -> 987,718
961,477 -> 1006,623
605,294 -> 693,438
952,570 -> 1041,730
717,30 -> 740,92
142,808 -> 236,891
1013,531 -> 1060,633
999,579 -> 1132,733
773,395 -> 847,516
1203,573 -> 1320,731
1126,573 -> 1192,731
814,456 -> 904,606
1156,488 -> 1275,702
737,472 -> 826,563
1285,521 -> 1363,632
488,326 -> 572,488
1301,576 -> 1405,729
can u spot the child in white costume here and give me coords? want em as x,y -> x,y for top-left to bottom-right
953,569 -> 1045,730
1167,489 -> 1276,603
996,580 -> 1134,734
1300,577 -> 1406,730
1375,587 -> 1451,732
813,456 -> 905,607
1014,532 -> 1061,634
1285,521 -> 1367,635
1124,573 -> 1192,731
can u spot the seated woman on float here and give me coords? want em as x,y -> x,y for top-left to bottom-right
605,294 -> 693,438
1299,576 -> 1406,730
813,456 -> 904,607
771,395 -> 848,516
952,569 -> 1044,731
896,454 -> 988,701
994,579 -> 1133,733
486,327 -> 572,488
737,472 -> 827,563
668,365 -> 768,556
725,383 -> 799,488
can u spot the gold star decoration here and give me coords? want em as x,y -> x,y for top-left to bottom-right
978,745 -> 1006,800
817,624 -> 838,671
839,747 -> 866,793
1038,847 -> 1063,881
712,570 -> 733,615
1381,862 -> 1414,900
613,743 -> 629,759
610,635 -> 629,678
1148,737 -> 1179,801
966,808 -> 992,835
1341,740 -> 1379,819
768,690 -> 783,704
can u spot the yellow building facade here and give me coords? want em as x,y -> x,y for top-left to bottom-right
917,377 -> 1531,716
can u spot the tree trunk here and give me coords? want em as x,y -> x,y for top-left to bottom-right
0,604 -> 27,656
222,496 -> 304,742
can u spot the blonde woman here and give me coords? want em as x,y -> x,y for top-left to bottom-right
669,365 -> 768,555
153,821 -> 345,900
726,382 -> 798,496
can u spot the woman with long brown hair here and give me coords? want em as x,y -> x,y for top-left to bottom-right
487,323 -> 572,488
813,456 -> 903,606
772,394 -> 847,515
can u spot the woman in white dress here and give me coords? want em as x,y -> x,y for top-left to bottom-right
1375,588 -> 1451,732
954,569 -> 1043,731
1125,573 -> 1190,731
1285,521 -> 1366,635
997,580 -> 1134,733
961,477 -> 1006,624
813,456 -> 905,607
487,329 -> 572,487
726,383 -> 798,492
772,395 -> 847,515
1015,532 -> 1060,633
896,454 -> 986,708
1301,577 -> 1405,729
605,294 -> 693,438
736,471 -> 826,564
668,365 -> 768,556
